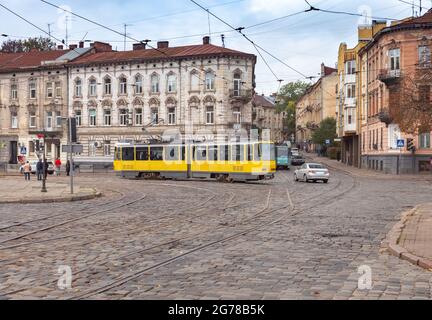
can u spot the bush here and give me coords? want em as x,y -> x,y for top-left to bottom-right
326,147 -> 338,160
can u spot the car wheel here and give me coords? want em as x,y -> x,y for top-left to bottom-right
303,174 -> 308,183
323,180 -> 328,184
294,174 -> 298,182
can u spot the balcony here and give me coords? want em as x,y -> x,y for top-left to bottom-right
229,89 -> 253,103
378,69 -> 402,86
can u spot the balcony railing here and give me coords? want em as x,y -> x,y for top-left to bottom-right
378,69 -> 402,86
229,89 -> 253,101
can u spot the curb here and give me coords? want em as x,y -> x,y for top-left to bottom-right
0,190 -> 102,204
381,205 -> 432,271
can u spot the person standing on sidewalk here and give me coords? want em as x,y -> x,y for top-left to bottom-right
23,161 -> 31,181
36,159 -> 43,181
55,158 -> 62,176
66,160 -> 71,177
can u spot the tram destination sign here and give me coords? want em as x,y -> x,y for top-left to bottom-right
62,144 -> 84,154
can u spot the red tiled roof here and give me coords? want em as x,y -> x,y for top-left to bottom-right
69,44 -> 256,66
253,94 -> 275,108
0,50 -> 70,72
399,9 -> 432,25
323,66 -> 337,76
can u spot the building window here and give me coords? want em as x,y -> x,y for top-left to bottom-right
11,111 -> 18,129
89,79 -> 97,97
75,79 -> 82,97
151,108 -> 159,124
55,81 -> 61,97
56,115 -> 62,127
233,107 -> 241,124
135,108 -> 143,125
346,84 -> 356,98
190,71 -> 200,91
29,80 -> 36,99
233,73 -> 241,96
89,109 -> 97,126
345,60 -> 356,74
419,132 -> 431,149
11,84 -> 18,100
75,110 -> 82,127
104,77 -> 112,95
119,77 -> 127,95
104,141 -> 111,156
46,82 -> 53,98
168,107 -> 176,125
206,106 -> 214,124
135,75 -> 143,94
29,112 -> 36,128
119,109 -> 128,126
46,111 -> 53,129
151,74 -> 159,93
389,48 -> 400,71
205,71 -> 215,91
167,74 -> 177,93
104,109 -> 111,126
419,45 -> 431,67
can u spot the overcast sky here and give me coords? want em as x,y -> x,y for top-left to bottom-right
0,0 -> 426,94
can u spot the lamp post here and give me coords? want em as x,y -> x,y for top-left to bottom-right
40,132 -> 47,193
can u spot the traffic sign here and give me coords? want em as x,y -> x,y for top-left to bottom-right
325,139 -> 331,145
397,139 -> 405,148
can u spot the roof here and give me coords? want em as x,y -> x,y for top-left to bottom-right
399,9 -> 432,25
0,50 -> 71,73
253,94 -> 276,108
323,66 -> 337,76
68,43 -> 256,66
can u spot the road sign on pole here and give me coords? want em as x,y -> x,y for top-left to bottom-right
397,139 -> 405,148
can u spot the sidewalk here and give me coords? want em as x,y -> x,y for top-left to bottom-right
382,204 -> 432,271
0,176 -> 101,204
305,154 -> 432,181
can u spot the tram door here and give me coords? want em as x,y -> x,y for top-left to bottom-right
187,145 -> 192,178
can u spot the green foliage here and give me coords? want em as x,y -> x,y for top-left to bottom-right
275,81 -> 310,136
311,117 -> 337,146
1,37 -> 56,53
326,147 -> 338,159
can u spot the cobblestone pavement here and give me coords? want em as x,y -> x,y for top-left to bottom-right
0,168 -> 431,300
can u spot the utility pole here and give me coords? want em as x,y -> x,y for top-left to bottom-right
47,23 -> 53,39
65,16 -> 69,46
123,24 -> 131,51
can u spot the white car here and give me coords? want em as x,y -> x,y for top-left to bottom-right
294,163 -> 329,183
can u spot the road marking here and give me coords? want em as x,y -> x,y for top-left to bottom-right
286,188 -> 294,210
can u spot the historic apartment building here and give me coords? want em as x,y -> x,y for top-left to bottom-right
0,46 -> 90,167
66,37 -> 257,163
359,10 -> 432,174
336,21 -> 386,167
252,94 -> 286,143
296,63 -> 337,152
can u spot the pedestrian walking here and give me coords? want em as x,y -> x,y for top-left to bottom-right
36,159 -> 43,181
23,161 -> 31,181
66,160 -> 71,177
55,158 -> 62,176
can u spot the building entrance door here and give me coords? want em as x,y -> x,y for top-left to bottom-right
9,141 -> 18,164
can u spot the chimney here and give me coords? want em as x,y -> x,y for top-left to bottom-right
321,62 -> 325,77
69,44 -> 78,50
157,41 -> 169,49
133,43 -> 147,51
90,41 -> 113,53
79,41 -> 84,48
57,45 -> 64,50
203,36 -> 210,45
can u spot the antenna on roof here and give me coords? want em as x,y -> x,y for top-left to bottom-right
207,8 -> 211,44
221,34 -> 225,48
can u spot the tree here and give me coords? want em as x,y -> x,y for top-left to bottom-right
1,37 -> 56,53
275,81 -> 310,136
389,68 -> 432,135
311,117 -> 337,146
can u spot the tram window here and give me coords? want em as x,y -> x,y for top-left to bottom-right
196,146 -> 207,161
150,147 -> 163,161
136,147 -> 149,160
254,144 -> 261,161
114,147 -> 121,160
208,145 -> 218,161
165,146 -> 179,161
122,147 -> 134,161
247,144 -> 253,161
220,145 -> 229,161
181,146 -> 185,161
231,144 -> 244,161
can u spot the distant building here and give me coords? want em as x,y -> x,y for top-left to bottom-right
296,63 -> 337,152
252,94 -> 286,143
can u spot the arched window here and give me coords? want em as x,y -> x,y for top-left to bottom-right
167,73 -> 177,93
205,71 -> 215,91
29,79 -> 36,99
190,71 -> 200,91
74,78 -> 82,97
104,109 -> 111,126
135,74 -> 143,94
104,77 -> 112,95
233,72 -> 241,96
151,74 -> 159,93
119,76 -> 127,95
89,78 -> 97,97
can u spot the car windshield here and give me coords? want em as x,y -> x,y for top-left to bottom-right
309,164 -> 325,169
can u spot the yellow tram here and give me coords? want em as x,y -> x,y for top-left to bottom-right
114,141 -> 276,182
